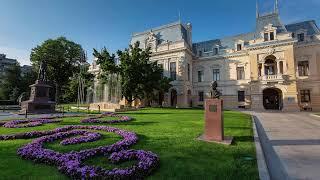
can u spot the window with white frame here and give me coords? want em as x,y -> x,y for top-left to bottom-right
170,62 -> 176,80
237,67 -> 245,80
298,61 -> 309,76
300,90 -> 311,103
198,70 -> 204,82
213,69 -> 220,81
237,44 -> 242,51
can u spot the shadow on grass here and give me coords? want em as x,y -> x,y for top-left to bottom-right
116,121 -> 158,126
225,126 -> 251,130
232,136 -> 254,145
120,112 -> 174,115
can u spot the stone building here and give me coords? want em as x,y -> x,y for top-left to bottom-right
0,54 -> 18,76
90,1 -> 320,111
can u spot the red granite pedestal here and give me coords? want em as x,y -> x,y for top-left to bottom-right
198,99 -> 233,145
21,80 -> 56,114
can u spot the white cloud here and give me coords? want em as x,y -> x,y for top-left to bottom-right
0,46 -> 31,65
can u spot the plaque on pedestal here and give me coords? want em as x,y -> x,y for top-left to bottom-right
198,99 -> 233,145
197,81 -> 233,145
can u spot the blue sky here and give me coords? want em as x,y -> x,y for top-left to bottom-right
0,0 -> 319,65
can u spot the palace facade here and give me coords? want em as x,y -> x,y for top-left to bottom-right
90,2 -> 320,111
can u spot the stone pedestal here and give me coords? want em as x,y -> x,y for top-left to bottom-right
21,80 -> 56,114
198,99 -> 233,145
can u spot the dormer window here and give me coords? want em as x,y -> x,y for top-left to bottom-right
214,47 -> 219,55
298,33 -> 305,42
270,32 -> 275,40
264,32 -> 275,41
264,33 -> 269,41
237,44 -> 242,51
263,24 -> 277,41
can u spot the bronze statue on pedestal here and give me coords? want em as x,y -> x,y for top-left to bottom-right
210,81 -> 221,99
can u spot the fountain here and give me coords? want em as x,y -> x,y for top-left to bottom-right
89,73 -> 125,112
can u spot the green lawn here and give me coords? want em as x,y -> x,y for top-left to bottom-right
0,108 -> 258,179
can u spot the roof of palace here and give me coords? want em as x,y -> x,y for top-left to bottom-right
130,12 -> 320,56
285,20 -> 320,36
131,21 -> 190,48
192,12 -> 320,55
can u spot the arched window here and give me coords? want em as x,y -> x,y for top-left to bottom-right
264,55 -> 277,75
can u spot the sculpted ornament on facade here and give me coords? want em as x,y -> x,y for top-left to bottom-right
178,56 -> 186,80
145,30 -> 158,50
266,48 -> 276,55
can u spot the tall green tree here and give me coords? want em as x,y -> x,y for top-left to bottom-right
62,63 -> 94,103
0,63 -> 22,101
30,37 -> 84,103
94,41 -> 172,106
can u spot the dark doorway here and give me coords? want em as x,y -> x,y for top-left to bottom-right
158,92 -> 164,106
263,88 -> 282,110
187,90 -> 192,107
171,89 -> 177,107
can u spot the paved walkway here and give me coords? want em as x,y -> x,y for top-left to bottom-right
0,112 -> 84,121
251,111 -> 320,180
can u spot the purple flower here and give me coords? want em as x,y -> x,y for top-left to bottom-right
2,119 -> 61,128
0,112 -> 159,179
81,112 -> 133,124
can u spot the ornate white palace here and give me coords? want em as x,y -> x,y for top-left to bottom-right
89,1 -> 320,111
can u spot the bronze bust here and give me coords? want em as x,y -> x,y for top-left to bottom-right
210,81 -> 221,99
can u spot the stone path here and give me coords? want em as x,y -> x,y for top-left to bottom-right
251,111 -> 320,180
0,112 -> 84,121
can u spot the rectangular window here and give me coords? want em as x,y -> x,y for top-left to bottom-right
158,63 -> 164,77
237,44 -> 242,51
199,91 -> 204,102
237,67 -> 245,80
213,69 -> 220,81
264,33 -> 269,41
298,33 -> 305,42
187,64 -> 190,81
298,61 -> 309,76
238,91 -> 245,102
214,47 -> 219,55
279,61 -> 284,74
258,63 -> 262,76
198,50 -> 202,57
300,90 -> 311,103
270,32 -> 275,40
170,62 -> 176,80
292,32 -> 295,38
198,71 -> 204,82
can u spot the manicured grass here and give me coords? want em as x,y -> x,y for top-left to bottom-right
0,108 -> 258,179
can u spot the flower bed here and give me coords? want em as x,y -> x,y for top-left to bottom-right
0,125 -> 159,179
2,119 -> 61,128
81,112 -> 133,124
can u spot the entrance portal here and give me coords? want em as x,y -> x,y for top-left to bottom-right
263,88 -> 282,110
171,89 -> 177,107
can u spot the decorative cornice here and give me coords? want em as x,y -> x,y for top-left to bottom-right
247,40 -> 296,51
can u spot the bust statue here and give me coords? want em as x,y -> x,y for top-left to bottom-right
210,81 -> 221,99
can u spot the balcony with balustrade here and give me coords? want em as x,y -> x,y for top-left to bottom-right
258,55 -> 285,84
